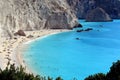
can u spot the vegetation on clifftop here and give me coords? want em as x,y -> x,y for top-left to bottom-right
1,60 -> 120,80
85,60 -> 120,80
0,62 -> 63,80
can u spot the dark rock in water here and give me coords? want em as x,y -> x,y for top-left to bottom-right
97,30 -> 100,32
99,25 -> 103,27
76,29 -> 84,32
76,38 -> 80,40
84,28 -> 93,31
14,30 -> 26,36
76,28 -> 93,32
86,7 -> 112,22
73,24 -> 83,28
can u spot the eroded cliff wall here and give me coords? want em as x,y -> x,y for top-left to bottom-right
67,0 -> 120,19
0,0 -> 78,37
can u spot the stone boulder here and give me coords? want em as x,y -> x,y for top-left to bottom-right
84,28 -> 93,31
76,38 -> 80,40
14,30 -> 26,36
27,35 -> 34,38
76,29 -> 84,32
86,7 -> 112,22
73,24 -> 83,28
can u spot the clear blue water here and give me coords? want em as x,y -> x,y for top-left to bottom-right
22,20 -> 120,80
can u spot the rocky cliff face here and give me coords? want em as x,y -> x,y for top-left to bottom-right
0,0 -> 78,38
86,7 -> 112,22
67,0 -> 120,19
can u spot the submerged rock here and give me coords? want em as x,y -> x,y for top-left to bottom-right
76,28 -> 93,32
84,28 -> 93,31
76,29 -> 84,32
76,38 -> 80,40
86,7 -> 112,22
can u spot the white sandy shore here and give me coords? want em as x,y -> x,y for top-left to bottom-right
0,29 -> 70,72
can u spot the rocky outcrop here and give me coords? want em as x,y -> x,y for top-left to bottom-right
27,35 -> 34,38
76,28 -> 93,32
73,24 -> 82,28
66,0 -> 85,19
14,30 -> 26,36
67,0 -> 120,19
86,8 -> 112,22
0,0 -> 78,38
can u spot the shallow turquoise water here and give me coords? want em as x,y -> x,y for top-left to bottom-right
22,20 -> 120,80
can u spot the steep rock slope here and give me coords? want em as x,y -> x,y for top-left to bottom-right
0,0 -> 78,37
67,0 -> 120,19
86,7 -> 112,22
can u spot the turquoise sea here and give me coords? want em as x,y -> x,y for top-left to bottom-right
22,20 -> 120,80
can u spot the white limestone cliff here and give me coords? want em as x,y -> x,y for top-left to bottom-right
0,0 -> 78,38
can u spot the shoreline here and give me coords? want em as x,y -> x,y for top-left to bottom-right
0,29 -> 70,73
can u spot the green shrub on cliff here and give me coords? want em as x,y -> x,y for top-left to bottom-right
106,60 -> 120,80
1,60 -> 120,80
0,62 -> 62,80
55,77 -> 63,80
85,60 -> 120,80
84,73 -> 106,80
0,63 -> 43,80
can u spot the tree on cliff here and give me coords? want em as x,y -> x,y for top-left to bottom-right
0,62 -> 62,80
85,60 -> 120,80
0,60 -> 120,80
